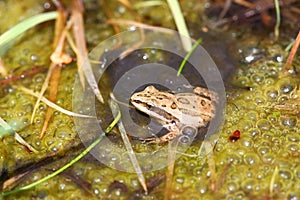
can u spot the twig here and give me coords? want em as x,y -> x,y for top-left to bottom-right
0,66 -> 47,86
71,0 -> 104,103
40,65 -> 61,139
284,30 -> 300,71
233,0 -> 255,8
0,58 -> 7,76
30,63 -> 56,124
35,2 -> 70,139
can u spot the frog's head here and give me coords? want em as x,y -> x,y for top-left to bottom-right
130,85 -> 181,123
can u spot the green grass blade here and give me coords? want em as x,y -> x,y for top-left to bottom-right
166,0 -> 192,51
0,111 -> 121,198
133,0 -> 165,9
0,11 -> 58,55
274,0 -> 281,40
177,38 -> 202,76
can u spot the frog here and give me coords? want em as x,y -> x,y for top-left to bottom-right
130,85 -> 218,143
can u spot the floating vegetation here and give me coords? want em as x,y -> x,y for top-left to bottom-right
0,0 -> 299,199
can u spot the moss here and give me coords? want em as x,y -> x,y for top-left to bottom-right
1,0 -> 300,199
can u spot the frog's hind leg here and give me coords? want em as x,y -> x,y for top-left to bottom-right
145,132 -> 178,143
194,87 -> 219,102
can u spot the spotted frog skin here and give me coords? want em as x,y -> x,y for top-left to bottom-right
130,85 -> 218,143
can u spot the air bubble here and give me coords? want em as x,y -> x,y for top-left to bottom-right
93,188 -> 100,196
256,119 -> 271,131
110,153 -> 121,162
241,178 -> 257,192
142,53 -> 149,60
236,76 -> 250,86
39,104 -> 45,110
275,158 -> 292,169
248,128 -> 261,137
265,88 -> 278,100
281,116 -> 297,128
227,181 -> 238,192
59,183 -> 66,191
175,176 -> 185,184
244,152 -> 260,165
267,114 -> 277,124
264,78 -> 275,85
181,126 -> 197,138
241,136 -> 253,147
287,143 -> 299,153
251,74 -> 264,84
287,192 -> 300,200
56,127 -> 72,139
257,146 -> 269,156
276,77 -> 298,95
279,169 -> 293,180
234,191 -> 246,199
238,120 -> 253,131
281,84 -> 294,94
277,94 -> 289,103
246,111 -> 259,121
197,181 -> 208,194
30,54 -> 38,61
225,153 -> 242,165
287,133 -> 299,145
254,96 -> 266,105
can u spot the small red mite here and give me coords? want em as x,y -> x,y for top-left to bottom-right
229,130 -> 241,142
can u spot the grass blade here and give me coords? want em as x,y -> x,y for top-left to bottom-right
177,38 -> 202,76
71,0 -> 104,103
16,85 -> 94,118
0,117 -> 37,152
166,0 -> 191,51
133,0 -> 165,9
0,11 -> 58,55
0,109 -> 121,198
273,0 -> 281,40
109,93 -> 148,193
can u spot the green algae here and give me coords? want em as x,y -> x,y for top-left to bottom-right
0,0 -> 300,200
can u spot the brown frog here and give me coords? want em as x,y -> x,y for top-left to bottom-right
130,85 -> 218,143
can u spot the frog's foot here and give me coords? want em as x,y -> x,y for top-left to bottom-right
142,131 -> 179,143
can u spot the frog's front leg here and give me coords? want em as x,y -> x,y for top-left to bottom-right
144,125 -> 180,143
